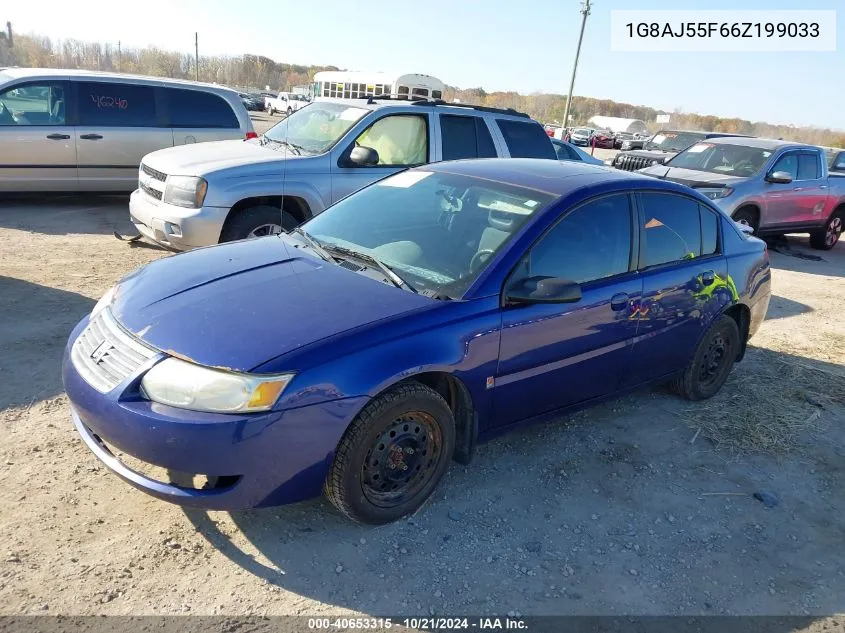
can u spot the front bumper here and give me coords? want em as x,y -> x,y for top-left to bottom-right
62,317 -> 366,510
129,189 -> 228,251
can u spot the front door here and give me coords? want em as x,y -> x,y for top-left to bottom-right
628,192 -> 731,386
74,81 -> 173,192
793,151 -> 829,225
330,113 -> 431,204
493,194 -> 642,428
762,151 -> 802,228
0,80 -> 77,192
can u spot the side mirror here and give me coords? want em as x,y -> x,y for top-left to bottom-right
504,276 -> 582,306
766,170 -> 793,184
348,145 -> 379,167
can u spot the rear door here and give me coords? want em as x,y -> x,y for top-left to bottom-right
438,114 -> 499,161
165,87 -> 242,145
330,112 -> 431,203
627,191 -> 729,386
74,80 -> 173,191
0,80 -> 77,192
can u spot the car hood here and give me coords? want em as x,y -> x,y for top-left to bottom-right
142,139 -> 303,176
110,236 -> 436,372
637,165 -> 748,188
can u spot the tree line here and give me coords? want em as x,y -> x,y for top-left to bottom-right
2,31 -> 843,148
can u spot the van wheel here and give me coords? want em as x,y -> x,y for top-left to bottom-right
219,205 -> 298,243
809,210 -> 843,250
671,315 -> 740,401
324,382 -> 455,524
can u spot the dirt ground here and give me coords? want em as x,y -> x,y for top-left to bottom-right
1,166 -> 844,623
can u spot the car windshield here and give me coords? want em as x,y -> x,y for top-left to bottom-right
574,128 -> 591,135
667,142 -> 772,177
302,170 -> 556,298
262,102 -> 369,155
644,131 -> 705,153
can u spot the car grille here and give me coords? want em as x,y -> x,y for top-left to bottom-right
614,154 -> 657,172
140,163 -> 167,182
71,309 -> 158,393
139,182 -> 163,200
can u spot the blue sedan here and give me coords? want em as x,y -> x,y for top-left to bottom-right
63,159 -> 771,524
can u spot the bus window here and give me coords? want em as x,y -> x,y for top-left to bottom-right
366,84 -> 375,95
412,87 -> 429,98
432,90 -> 442,99
397,86 -> 409,99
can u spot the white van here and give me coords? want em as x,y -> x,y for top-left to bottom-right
0,68 -> 255,192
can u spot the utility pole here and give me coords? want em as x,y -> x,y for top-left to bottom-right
562,0 -> 591,131
117,40 -> 121,71
194,33 -> 199,81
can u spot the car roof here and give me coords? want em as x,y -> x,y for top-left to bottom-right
422,158 -> 672,197
703,136 -> 812,150
0,67 -> 239,95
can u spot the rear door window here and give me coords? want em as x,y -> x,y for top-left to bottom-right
167,89 -> 239,128
77,81 -> 157,127
639,192 -> 703,268
440,114 -> 497,160
496,119 -> 556,159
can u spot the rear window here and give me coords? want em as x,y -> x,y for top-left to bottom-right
440,115 -> 497,160
77,81 -> 157,127
167,89 -> 239,129
496,119 -> 556,159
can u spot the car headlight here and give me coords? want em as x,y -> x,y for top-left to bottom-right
91,285 -> 116,318
163,176 -> 208,209
140,357 -> 294,413
700,187 -> 734,200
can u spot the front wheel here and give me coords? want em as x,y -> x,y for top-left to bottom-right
219,205 -> 298,243
809,210 -> 843,250
286,107 -> 293,117
324,382 -> 455,524
671,315 -> 740,401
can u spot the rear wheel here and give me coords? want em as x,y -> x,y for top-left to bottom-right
809,210 -> 843,250
732,207 -> 759,234
219,205 -> 297,243
324,382 -> 455,524
287,106 -> 293,117
671,315 -> 740,401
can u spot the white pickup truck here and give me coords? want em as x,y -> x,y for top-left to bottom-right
266,92 -> 309,117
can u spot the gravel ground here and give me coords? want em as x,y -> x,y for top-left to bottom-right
1,159 -> 843,622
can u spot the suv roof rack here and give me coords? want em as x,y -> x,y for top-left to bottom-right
409,99 -> 531,118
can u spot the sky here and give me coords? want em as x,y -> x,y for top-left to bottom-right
5,0 -> 844,130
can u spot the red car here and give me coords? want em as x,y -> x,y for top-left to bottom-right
592,131 -> 615,149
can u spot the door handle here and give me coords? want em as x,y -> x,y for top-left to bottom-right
80,133 -> 103,140
610,292 -> 629,311
701,270 -> 715,285
46,133 -> 70,140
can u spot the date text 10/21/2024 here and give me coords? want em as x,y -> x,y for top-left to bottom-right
307,617 -> 528,630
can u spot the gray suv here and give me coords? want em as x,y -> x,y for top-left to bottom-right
129,98 -> 556,250
0,68 -> 254,192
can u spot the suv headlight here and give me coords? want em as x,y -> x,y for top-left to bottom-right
163,176 -> 208,208
141,357 -> 294,413
91,285 -> 116,318
699,187 -> 734,200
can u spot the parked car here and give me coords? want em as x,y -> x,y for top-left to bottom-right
0,68 -> 255,192
550,138 -> 604,165
620,135 -> 647,151
614,131 -> 634,149
129,99 -> 557,250
63,158 -> 771,523
611,130 -> 750,173
266,92 -> 308,116
825,148 -> 845,174
239,92 -> 265,112
569,127 -> 594,146
639,137 -> 845,250
592,130 -> 615,149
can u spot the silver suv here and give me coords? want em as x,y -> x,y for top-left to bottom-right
130,98 -> 556,250
0,68 -> 254,192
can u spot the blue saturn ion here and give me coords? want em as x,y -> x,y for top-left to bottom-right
63,159 -> 771,524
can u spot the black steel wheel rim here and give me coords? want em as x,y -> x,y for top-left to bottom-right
361,411 -> 443,508
698,330 -> 732,387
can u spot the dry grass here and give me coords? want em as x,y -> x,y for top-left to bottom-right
679,342 -> 845,454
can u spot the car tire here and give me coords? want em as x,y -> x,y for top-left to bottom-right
809,209 -> 843,250
671,315 -> 741,401
324,382 -> 456,524
219,205 -> 298,242
287,107 -> 293,117
732,207 -> 759,234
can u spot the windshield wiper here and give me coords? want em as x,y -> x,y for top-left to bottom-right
322,244 -> 417,293
292,227 -> 334,263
